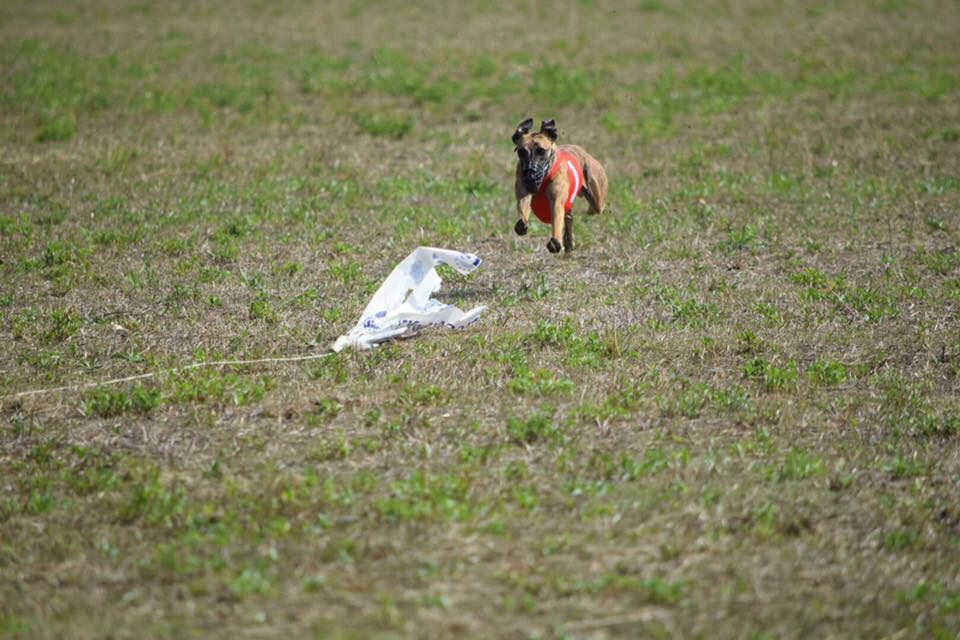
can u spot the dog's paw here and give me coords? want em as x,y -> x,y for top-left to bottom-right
546,237 -> 562,253
514,219 -> 528,236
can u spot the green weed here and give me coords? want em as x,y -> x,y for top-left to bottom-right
305,398 -> 343,427
376,471 -> 474,522
508,367 -> 575,397
774,448 -> 825,482
37,308 -> 83,345
743,357 -> 799,392
166,370 -> 275,407
577,383 -> 648,423
506,410 -> 562,445
658,380 -> 751,418
248,294 -> 278,324
882,528 -> 920,551
229,567 -> 272,598
82,385 -> 163,417
808,358 -> 848,386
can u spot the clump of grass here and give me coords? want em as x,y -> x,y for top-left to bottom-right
743,357 -> 799,392
876,374 -> 960,437
808,358 -> 848,386
506,409 -> 562,445
528,319 -> 576,347
35,110 -> 76,142
736,329 -> 766,355
718,222 -> 759,254
527,319 -> 627,368
79,371 -> 277,417
658,379 -> 752,418
508,367 -> 575,396
327,259 -> 364,286
166,370 -> 275,406
115,465 -> 187,527
577,383 -> 648,423
305,398 -> 343,427
376,471 -> 474,522
917,248 -> 958,275
228,567 -> 272,598
791,267 -> 844,301
82,385 -> 163,417
306,353 -> 349,383
248,294 -> 278,324
773,447 -> 826,482
37,308 -> 83,345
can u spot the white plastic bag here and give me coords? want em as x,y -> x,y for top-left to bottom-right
332,247 -> 486,351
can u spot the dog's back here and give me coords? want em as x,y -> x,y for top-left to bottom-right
560,144 -> 607,214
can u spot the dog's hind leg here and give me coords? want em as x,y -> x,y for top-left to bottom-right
582,161 -> 607,215
563,212 -> 574,253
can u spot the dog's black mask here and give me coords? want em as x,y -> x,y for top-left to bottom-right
517,146 -> 554,192
513,118 -> 559,193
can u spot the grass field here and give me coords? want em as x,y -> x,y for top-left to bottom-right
2,1 -> 960,637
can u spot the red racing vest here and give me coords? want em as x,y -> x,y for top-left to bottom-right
530,150 -> 583,224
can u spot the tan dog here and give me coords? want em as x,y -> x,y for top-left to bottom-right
512,118 -> 607,253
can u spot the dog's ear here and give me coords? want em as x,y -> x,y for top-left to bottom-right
512,118 -> 534,144
540,119 -> 558,142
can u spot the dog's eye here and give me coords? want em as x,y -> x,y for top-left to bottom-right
535,147 -> 546,156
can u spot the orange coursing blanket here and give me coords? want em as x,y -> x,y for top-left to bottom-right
531,150 -> 583,224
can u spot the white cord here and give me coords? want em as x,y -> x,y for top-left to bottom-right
2,352 -> 335,401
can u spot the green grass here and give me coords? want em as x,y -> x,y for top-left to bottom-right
2,0 -> 960,638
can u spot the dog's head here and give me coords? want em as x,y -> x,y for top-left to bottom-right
512,118 -> 559,193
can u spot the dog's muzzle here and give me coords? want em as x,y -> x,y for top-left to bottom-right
518,150 -> 551,192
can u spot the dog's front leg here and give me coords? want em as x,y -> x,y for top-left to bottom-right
547,196 -> 565,253
563,212 -> 574,252
515,194 -> 532,236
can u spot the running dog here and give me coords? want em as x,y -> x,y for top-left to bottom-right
511,118 -> 607,253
